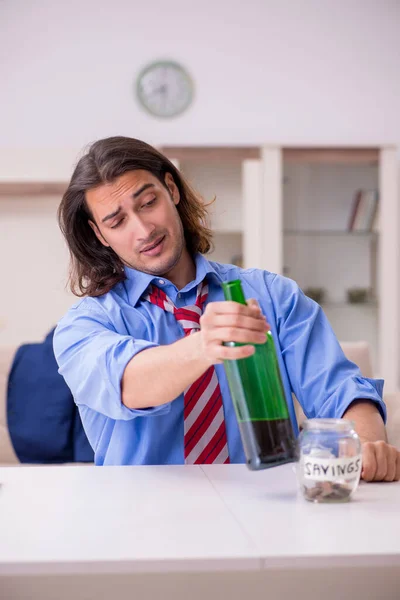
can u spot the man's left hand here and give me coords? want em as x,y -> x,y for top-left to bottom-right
361,441 -> 400,482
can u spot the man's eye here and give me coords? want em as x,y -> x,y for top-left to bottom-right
111,219 -> 124,229
143,198 -> 156,208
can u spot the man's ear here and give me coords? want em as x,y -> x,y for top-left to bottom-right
89,220 -> 110,247
164,172 -> 180,206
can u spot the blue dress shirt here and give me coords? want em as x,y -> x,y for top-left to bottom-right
53,253 -> 385,466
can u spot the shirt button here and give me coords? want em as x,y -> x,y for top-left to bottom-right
178,293 -> 182,298
158,279 -> 165,285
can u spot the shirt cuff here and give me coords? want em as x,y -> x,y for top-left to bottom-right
123,403 -> 172,418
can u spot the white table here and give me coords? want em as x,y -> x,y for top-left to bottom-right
1,464 -> 399,600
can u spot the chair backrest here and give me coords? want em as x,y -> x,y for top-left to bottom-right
339,341 -> 373,378
384,392 -> 400,448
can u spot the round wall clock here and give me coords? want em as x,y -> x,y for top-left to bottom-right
136,60 -> 194,118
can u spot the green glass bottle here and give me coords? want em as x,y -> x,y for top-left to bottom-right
221,279 -> 296,470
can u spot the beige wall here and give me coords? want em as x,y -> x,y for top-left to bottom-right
0,196 -> 74,345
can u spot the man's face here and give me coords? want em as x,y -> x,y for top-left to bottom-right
86,170 -> 185,276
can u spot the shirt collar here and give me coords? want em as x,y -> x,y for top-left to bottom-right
123,253 -> 223,307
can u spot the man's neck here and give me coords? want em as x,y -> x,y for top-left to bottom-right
163,249 -> 196,290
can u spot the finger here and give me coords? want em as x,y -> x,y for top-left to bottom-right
247,301 -> 270,330
247,301 -> 265,317
361,443 -> 377,482
210,327 -> 267,345
384,446 -> 397,482
207,301 -> 263,317
208,313 -> 269,333
246,298 -> 260,309
373,441 -> 388,481
216,344 -> 256,362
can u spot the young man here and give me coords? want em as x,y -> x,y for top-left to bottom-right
54,136 -> 400,480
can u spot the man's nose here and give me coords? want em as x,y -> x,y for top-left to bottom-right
134,217 -> 156,241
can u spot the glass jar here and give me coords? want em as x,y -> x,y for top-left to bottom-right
297,419 -> 362,503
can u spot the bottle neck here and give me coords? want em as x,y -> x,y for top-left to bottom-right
221,280 -> 246,304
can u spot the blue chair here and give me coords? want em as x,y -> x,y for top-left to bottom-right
7,329 -> 94,464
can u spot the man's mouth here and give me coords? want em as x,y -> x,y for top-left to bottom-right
140,235 -> 165,255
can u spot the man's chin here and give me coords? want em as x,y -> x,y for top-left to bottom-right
137,254 -> 181,277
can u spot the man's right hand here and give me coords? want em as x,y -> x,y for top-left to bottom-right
198,299 -> 270,365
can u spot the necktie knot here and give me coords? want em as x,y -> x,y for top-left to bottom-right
173,305 -> 202,335
144,280 -> 209,336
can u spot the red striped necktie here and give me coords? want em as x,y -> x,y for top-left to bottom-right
144,280 -> 230,464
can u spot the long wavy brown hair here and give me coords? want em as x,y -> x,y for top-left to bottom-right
58,136 -> 213,297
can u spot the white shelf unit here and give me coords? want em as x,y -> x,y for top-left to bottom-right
263,147 -> 399,392
163,146 -> 399,392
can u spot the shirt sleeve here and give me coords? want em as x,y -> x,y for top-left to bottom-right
53,303 -> 171,421
267,274 -> 386,422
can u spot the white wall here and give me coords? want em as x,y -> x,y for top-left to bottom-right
0,0 -> 399,345
1,0 -> 400,162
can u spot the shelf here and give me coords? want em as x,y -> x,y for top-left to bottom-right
283,147 -> 379,165
284,230 -> 378,237
162,146 -> 260,162
0,181 -> 68,196
163,146 -> 381,165
213,229 -> 243,235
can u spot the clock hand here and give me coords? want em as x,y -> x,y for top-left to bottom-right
151,84 -> 167,97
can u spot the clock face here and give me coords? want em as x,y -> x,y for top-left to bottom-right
136,61 -> 194,118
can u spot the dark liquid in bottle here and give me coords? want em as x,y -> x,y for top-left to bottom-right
238,418 -> 296,470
